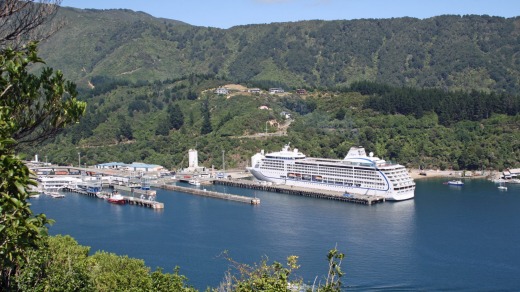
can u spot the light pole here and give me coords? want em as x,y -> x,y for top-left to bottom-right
222,150 -> 225,173
78,152 -> 81,168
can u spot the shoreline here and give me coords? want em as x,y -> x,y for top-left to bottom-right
408,169 -> 495,180
227,168 -> 497,181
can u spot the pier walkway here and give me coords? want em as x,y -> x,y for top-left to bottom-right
155,184 -> 260,205
213,179 -> 385,205
113,185 -> 156,196
62,187 -> 164,209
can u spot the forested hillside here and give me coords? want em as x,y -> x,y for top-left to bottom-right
32,74 -> 520,171
30,8 -> 520,171
39,8 -> 520,94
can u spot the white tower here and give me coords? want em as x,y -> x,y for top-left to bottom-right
188,149 -> 198,168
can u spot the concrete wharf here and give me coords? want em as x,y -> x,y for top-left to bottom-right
156,184 -> 260,205
112,185 -> 163,209
113,185 -> 157,196
122,196 -> 164,209
213,179 -> 385,205
62,187 -> 164,209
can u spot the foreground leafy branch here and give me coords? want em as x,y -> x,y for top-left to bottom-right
14,235 -> 197,291
0,43 -> 85,289
213,248 -> 345,292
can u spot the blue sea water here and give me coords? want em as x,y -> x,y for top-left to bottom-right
30,179 -> 520,291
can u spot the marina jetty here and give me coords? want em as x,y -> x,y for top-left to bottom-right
62,185 -> 164,210
155,183 -> 260,205
113,185 -> 163,209
214,179 -> 385,205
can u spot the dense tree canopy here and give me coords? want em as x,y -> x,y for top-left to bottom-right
357,81 -> 520,125
31,9 -> 520,95
0,44 -> 86,289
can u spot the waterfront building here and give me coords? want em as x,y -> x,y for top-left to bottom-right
95,162 -> 164,172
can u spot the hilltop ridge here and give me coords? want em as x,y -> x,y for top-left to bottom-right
38,8 -> 520,94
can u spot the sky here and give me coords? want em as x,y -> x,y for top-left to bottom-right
61,0 -> 519,29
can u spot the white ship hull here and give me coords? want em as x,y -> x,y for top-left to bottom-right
248,168 -> 414,201
248,144 -> 415,202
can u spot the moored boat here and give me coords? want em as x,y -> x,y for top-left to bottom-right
447,180 -> 464,186
497,180 -> 508,190
49,192 -> 65,198
189,179 -> 201,186
96,192 -> 110,199
107,193 -> 126,204
247,144 -> 415,201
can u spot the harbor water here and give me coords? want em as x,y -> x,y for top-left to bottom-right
30,179 -> 520,290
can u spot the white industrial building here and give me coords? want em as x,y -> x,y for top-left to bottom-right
182,149 -> 207,174
95,162 -> 164,172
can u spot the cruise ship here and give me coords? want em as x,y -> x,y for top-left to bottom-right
247,144 -> 415,201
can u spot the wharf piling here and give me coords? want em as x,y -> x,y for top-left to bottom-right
62,187 -> 98,197
124,196 -> 164,209
156,184 -> 260,205
213,179 -> 385,205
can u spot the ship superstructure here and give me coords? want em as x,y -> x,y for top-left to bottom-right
248,144 -> 415,201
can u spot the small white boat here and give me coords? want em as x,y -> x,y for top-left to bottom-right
189,179 -> 201,186
29,193 -> 41,198
447,180 -> 464,186
96,192 -> 109,199
50,192 -> 65,198
498,181 -> 508,191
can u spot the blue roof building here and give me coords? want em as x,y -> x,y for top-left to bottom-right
95,162 -> 164,172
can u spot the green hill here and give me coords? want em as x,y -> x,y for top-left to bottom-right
38,8 -> 520,94
29,8 -> 520,171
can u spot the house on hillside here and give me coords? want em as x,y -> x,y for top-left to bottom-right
503,168 -> 520,179
259,105 -> 270,110
248,88 -> 261,94
296,89 -> 307,95
215,87 -> 229,95
269,88 -> 284,94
